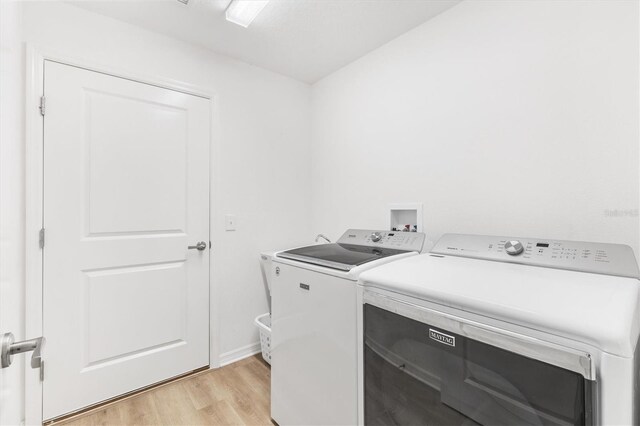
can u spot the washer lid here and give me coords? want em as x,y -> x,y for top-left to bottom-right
359,253 -> 640,357
277,243 -> 409,271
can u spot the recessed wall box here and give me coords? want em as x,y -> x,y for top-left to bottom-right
389,203 -> 423,232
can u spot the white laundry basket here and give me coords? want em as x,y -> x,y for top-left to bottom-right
255,313 -> 271,365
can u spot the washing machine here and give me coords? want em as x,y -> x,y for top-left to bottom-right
357,233 -> 640,426
271,229 -> 425,426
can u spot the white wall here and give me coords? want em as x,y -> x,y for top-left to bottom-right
2,1 -> 311,421
3,0 -> 639,422
0,1 -> 26,425
311,0 -> 640,258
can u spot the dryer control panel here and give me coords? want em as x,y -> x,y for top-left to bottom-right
431,233 -> 639,278
337,229 -> 426,252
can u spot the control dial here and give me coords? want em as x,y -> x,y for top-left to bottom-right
370,232 -> 383,242
504,240 -> 524,256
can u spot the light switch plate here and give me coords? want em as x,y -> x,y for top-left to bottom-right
225,214 -> 237,231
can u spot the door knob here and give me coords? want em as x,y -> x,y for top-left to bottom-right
188,241 -> 207,251
1,333 -> 45,369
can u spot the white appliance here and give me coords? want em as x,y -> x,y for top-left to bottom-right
357,234 -> 640,426
271,229 -> 426,425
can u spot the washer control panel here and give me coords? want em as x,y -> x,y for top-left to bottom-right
431,233 -> 639,278
337,229 -> 426,252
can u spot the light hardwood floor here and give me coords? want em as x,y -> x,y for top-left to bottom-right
56,355 -> 272,426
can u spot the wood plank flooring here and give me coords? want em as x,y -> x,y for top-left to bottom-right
56,355 -> 272,426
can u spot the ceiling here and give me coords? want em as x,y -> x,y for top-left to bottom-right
69,0 -> 461,84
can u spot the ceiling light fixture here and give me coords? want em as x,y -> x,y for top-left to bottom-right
225,0 -> 269,28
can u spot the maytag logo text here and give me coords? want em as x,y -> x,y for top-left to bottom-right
429,329 -> 455,347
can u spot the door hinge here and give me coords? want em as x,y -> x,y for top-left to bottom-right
39,228 -> 45,249
39,96 -> 46,116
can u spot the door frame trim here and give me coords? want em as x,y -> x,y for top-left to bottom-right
25,44 -> 218,425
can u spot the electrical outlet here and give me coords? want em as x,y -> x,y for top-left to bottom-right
225,214 -> 237,231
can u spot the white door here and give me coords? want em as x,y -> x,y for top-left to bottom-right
0,284 -> 23,426
42,61 -> 210,420
1,0 -> 31,422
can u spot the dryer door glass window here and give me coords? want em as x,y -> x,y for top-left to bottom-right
364,304 -> 594,426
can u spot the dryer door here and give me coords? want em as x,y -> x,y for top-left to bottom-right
363,302 -> 595,426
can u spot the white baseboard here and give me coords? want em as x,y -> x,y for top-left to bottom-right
218,342 -> 262,367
